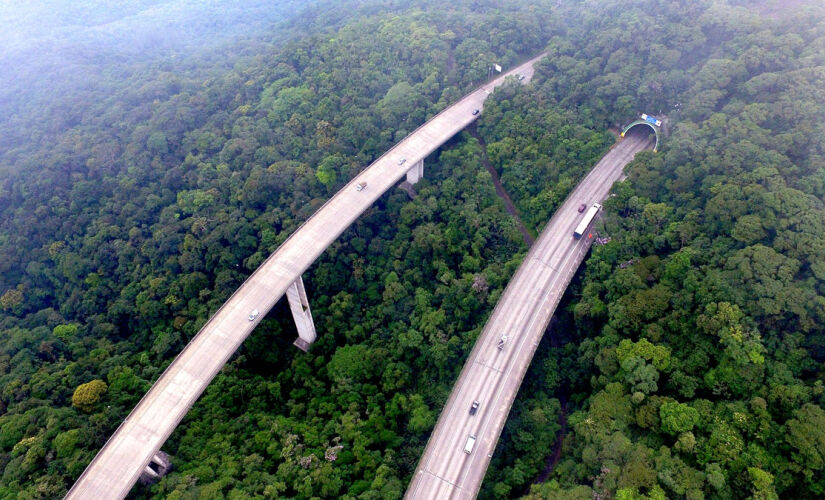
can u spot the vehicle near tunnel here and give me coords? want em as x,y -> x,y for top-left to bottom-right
641,113 -> 662,127
573,203 -> 601,239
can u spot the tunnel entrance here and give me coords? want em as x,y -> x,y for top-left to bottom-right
621,120 -> 661,152
624,123 -> 656,139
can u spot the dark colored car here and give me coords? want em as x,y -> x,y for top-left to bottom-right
472,109 -> 480,115
469,400 -> 480,415
578,203 -> 587,213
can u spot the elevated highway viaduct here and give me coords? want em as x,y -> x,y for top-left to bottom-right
406,126 -> 656,499
66,54 -> 544,499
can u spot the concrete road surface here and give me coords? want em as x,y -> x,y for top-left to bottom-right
66,54 -> 545,499
405,128 -> 655,499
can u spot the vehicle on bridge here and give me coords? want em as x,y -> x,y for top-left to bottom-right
469,400 -> 479,415
573,203 -> 601,239
356,182 -> 367,191
464,435 -> 477,454
498,335 -> 508,349
248,309 -> 259,321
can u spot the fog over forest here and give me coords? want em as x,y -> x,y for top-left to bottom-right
0,1 -> 311,126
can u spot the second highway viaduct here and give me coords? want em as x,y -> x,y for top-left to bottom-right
405,126 -> 656,499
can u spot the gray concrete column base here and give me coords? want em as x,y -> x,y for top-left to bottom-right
139,451 -> 171,485
406,159 -> 424,185
287,275 -> 317,351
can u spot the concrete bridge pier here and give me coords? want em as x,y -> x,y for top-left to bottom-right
138,451 -> 171,485
287,275 -> 317,351
406,159 -> 424,185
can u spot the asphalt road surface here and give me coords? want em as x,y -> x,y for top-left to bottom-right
66,54 -> 546,499
405,128 -> 655,500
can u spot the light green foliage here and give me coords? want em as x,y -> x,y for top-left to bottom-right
524,480 -> 593,499
71,380 -> 107,412
732,214 -> 767,244
659,402 -> 699,435
53,429 -> 80,459
328,344 -> 371,384
406,394 -> 433,434
705,463 -> 725,491
52,323 -> 78,342
622,356 -> 660,395
748,467 -> 778,500
616,339 -> 671,372
265,85 -> 314,119
146,131 -> 169,156
315,154 -> 340,188
785,404 -> 825,471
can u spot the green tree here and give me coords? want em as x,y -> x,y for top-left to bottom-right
52,323 -> 78,342
659,402 -> 699,435
785,404 -> 825,475
71,380 -> 108,413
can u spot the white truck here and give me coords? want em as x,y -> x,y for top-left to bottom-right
464,435 -> 477,454
573,203 -> 601,239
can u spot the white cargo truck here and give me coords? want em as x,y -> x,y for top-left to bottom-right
573,203 -> 601,239
464,435 -> 477,454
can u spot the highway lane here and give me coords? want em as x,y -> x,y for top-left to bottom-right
406,128 -> 655,499
66,54 -> 545,499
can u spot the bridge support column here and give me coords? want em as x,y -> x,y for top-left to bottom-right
287,275 -> 317,352
139,451 -> 171,485
406,159 -> 424,185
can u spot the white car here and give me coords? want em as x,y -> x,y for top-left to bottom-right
356,182 -> 367,191
398,157 -> 406,166
248,309 -> 259,321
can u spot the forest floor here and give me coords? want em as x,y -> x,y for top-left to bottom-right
534,319 -> 569,484
535,397 -> 568,483
467,126 -> 535,247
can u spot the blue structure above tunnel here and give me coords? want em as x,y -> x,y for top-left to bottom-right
621,113 -> 663,152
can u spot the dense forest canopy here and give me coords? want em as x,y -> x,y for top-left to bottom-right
1,0 -> 824,498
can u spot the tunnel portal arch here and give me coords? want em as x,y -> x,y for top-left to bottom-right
621,120 -> 661,152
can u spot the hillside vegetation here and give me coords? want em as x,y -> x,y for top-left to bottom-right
0,0 -> 823,498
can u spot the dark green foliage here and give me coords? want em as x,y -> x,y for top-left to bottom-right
511,1 -> 825,499
0,1 -> 563,497
2,0 -> 825,498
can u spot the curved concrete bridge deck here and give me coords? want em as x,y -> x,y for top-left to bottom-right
66,54 -> 545,499
406,128 -> 655,499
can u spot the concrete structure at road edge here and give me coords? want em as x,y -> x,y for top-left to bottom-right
65,54 -> 543,500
